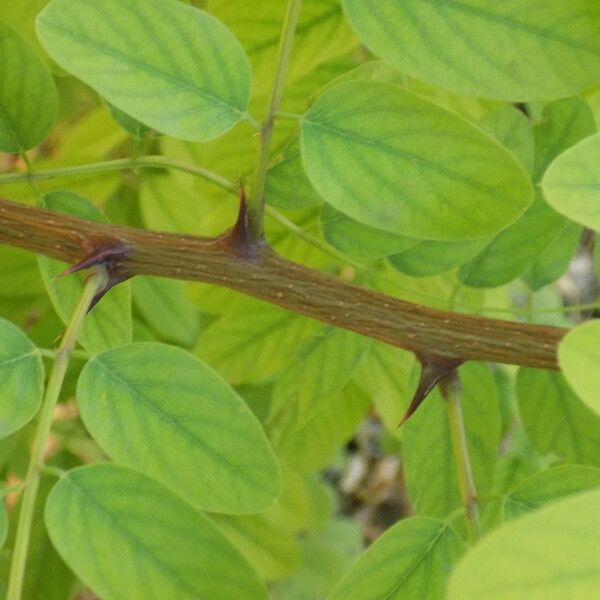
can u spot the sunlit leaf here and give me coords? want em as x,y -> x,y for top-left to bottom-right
45,465 -> 267,599
342,0 -> 600,101
301,81 -> 532,240
37,0 -> 251,140
77,342 -> 281,513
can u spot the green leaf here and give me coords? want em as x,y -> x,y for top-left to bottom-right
301,81 -> 532,240
77,342 -> 281,514
321,204 -> 417,260
267,137 -> 322,210
542,132 -> 600,231
207,0 -> 356,96
131,276 -> 199,347
328,517 -> 464,600
0,502 -> 6,549
460,98 -> 595,288
45,465 -> 267,600
403,362 -> 500,517
503,465 -> 600,521
516,369 -> 600,467
390,237 -> 490,278
447,489 -> 600,600
106,103 -> 151,138
196,300 -> 319,385
478,106 -> 535,175
0,20 -> 58,152
268,327 -> 370,441
0,318 -> 44,439
37,0 -> 251,141
37,191 -> 132,356
558,320 -> 600,415
275,381 -> 370,474
341,0 -> 600,101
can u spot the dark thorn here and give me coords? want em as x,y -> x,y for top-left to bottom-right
399,354 -> 464,426
218,185 -> 263,259
60,243 -> 133,312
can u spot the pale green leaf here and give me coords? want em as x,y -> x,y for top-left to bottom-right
37,191 -> 132,356
516,369 -> 600,467
448,489 -> 600,600
77,342 -> 281,514
503,465 -> 600,521
45,465 -> 267,600
542,132 -> 600,231
37,0 -> 251,141
0,20 -> 57,151
328,517 -> 464,600
0,318 -> 44,439
301,81 -> 532,240
342,0 -> 600,101
321,205 -> 417,260
0,501 -> 6,549
558,320 -> 600,415
403,363 -> 500,517
268,327 -> 370,441
131,276 -> 199,347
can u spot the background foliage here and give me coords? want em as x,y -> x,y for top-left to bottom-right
1,1 -> 600,598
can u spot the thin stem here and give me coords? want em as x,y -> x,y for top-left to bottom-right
19,151 -> 41,198
441,373 -> 481,544
6,270 -> 107,600
246,0 -> 303,239
276,111 -> 302,121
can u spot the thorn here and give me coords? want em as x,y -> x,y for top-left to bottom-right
399,354 -> 464,426
218,184 -> 263,258
60,243 -> 133,312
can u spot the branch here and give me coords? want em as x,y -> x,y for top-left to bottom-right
0,196 -> 564,369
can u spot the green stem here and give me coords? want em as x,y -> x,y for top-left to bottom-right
6,270 -> 107,600
441,373 -> 481,544
19,151 -> 42,198
246,0 -> 303,239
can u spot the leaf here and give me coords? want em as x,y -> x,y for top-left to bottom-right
0,318 -> 44,439
77,342 -> 281,514
328,517 -> 464,600
341,0 -> 600,101
503,465 -> 600,521
558,320 -> 600,415
301,81 -> 532,240
542,132 -> 600,231
275,381 -> 370,474
37,191 -> 132,356
0,502 -> 6,549
516,369 -> 600,467
207,0 -> 356,96
460,98 -> 595,288
447,489 -> 600,600
266,137 -> 322,210
403,363 -> 500,517
478,105 -> 535,175
37,0 -> 251,141
196,300 -> 319,385
131,276 -> 199,347
390,237 -> 490,278
45,465 -> 267,600
321,204 -> 417,260
0,20 -> 58,152
268,327 -> 370,440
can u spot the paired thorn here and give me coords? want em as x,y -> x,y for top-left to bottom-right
399,354 -> 464,425
58,243 -> 132,312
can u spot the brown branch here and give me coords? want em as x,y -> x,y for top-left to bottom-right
0,197 -> 564,369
